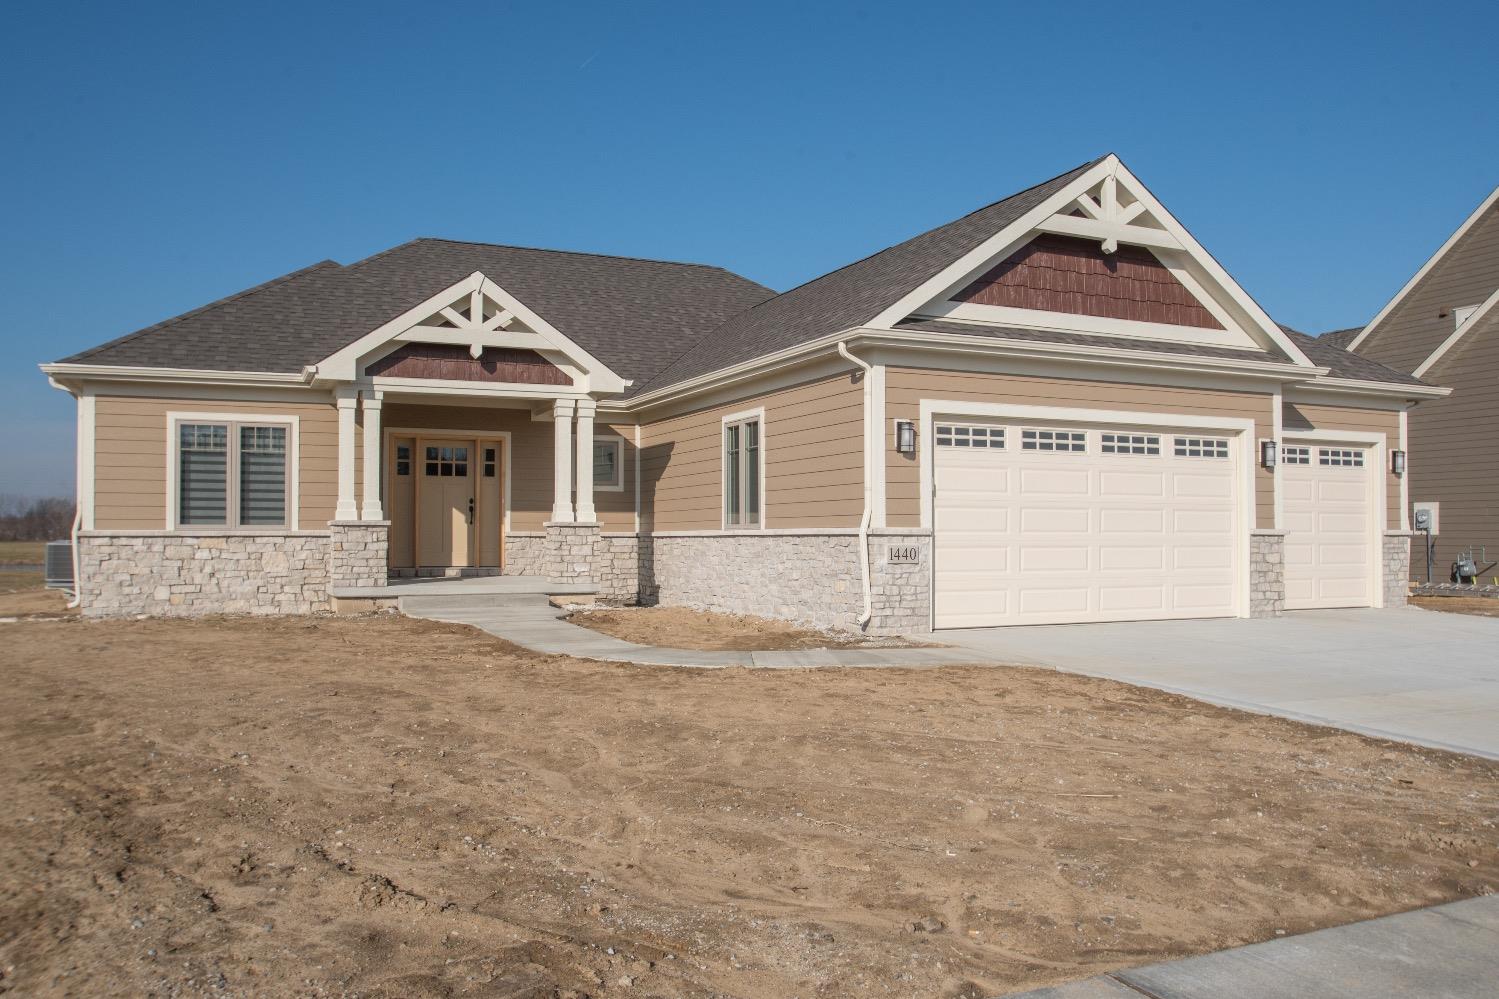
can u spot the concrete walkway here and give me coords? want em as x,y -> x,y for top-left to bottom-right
946,608 -> 1499,759
1002,894 -> 1499,998
399,592 -> 975,668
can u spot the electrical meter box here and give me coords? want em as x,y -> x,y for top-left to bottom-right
1413,501 -> 1440,534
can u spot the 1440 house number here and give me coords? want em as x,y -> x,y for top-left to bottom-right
887,545 -> 920,565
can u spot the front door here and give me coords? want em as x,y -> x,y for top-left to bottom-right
418,440 -> 474,567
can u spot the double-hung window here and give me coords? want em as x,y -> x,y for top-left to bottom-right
724,415 -> 762,528
176,419 -> 292,529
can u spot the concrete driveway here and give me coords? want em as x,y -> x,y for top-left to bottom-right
946,607 -> 1499,759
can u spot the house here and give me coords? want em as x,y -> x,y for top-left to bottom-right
41,154 -> 1447,631
1338,183 -> 1499,583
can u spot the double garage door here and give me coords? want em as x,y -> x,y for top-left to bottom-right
932,419 -> 1377,628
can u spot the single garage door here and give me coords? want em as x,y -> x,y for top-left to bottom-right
1282,445 -> 1374,609
933,422 -> 1241,628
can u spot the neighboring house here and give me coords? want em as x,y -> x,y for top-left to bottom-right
1341,184 -> 1499,582
42,154 -> 1447,631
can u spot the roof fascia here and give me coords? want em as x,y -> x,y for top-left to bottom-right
1288,377 -> 1451,402
312,271 -> 628,394
1411,283 -> 1499,378
39,362 -> 313,389
1348,182 -> 1499,352
865,154 -> 1315,368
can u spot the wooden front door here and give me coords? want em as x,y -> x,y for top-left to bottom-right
418,440 -> 475,567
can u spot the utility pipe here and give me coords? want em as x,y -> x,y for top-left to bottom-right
836,341 -> 874,628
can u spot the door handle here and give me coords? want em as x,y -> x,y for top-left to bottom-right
467,497 -> 475,525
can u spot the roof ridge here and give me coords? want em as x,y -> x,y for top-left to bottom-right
59,260 -> 342,364
385,236 -> 736,273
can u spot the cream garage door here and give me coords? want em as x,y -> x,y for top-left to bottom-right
933,423 -> 1240,628
1282,445 -> 1374,609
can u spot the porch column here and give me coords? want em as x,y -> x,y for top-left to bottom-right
360,389 -> 384,521
334,387 -> 359,522
551,399 -> 575,523
574,399 -> 597,522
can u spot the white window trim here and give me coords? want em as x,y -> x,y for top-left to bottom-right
165,412 -> 301,532
721,406 -> 767,530
591,433 -> 626,493
1281,428 -> 1388,608
919,399 -> 1256,624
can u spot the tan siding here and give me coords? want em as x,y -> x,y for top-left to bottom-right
885,368 -> 1276,528
640,373 -> 864,531
381,404 -> 638,533
1405,316 -> 1499,571
1359,204 -> 1499,373
1282,401 -> 1403,530
93,394 -> 343,530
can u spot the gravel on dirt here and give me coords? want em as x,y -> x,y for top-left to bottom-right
567,605 -> 936,651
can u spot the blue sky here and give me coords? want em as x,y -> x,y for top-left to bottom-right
2,0 -> 1496,497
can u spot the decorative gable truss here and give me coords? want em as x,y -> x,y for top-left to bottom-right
872,156 -> 1315,363
313,271 -> 628,396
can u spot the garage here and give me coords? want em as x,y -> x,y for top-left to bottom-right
1282,444 -> 1375,609
932,420 -> 1243,628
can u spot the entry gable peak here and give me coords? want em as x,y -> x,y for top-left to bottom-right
871,155 -> 1314,366
315,271 -> 627,393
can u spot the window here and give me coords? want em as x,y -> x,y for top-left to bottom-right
395,444 -> 412,476
483,447 -> 497,479
593,438 -> 623,490
1021,428 -> 1086,452
1101,432 -> 1160,455
1174,436 -> 1230,459
936,424 -> 1005,448
176,420 -> 289,528
724,416 -> 761,527
1282,445 -> 1311,465
1319,448 -> 1364,467
424,446 -> 469,477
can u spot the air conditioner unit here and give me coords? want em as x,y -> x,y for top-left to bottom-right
44,540 -> 74,591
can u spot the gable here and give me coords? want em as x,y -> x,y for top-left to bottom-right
365,344 -> 570,384
1351,194 -> 1499,374
872,157 -> 1312,364
952,234 -> 1225,330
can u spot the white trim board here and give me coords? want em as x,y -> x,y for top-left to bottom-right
916,399 -> 1258,622
1348,182 -> 1499,353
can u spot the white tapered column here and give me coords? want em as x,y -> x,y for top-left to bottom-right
551,399 -> 575,523
334,387 -> 359,522
360,389 -> 384,521
574,399 -> 597,523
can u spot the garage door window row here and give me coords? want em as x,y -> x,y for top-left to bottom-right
1100,432 -> 1161,455
1318,448 -> 1364,467
935,425 -> 1233,459
1283,445 -> 1311,465
934,424 -> 1005,448
1174,437 -> 1230,459
1021,428 -> 1086,452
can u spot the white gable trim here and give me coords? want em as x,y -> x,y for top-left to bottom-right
867,154 -> 1314,367
1412,283 -> 1499,378
313,271 -> 628,394
1348,182 -> 1499,353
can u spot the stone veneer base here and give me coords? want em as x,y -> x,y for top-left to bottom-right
1383,532 -> 1413,608
1249,531 -> 1286,618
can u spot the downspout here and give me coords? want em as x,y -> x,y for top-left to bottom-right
836,341 -> 874,628
66,386 -> 83,609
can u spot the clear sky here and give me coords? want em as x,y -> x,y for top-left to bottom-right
3,0 -> 1496,497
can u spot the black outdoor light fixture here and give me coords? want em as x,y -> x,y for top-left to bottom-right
896,420 -> 917,455
1392,449 -> 1407,476
1260,439 -> 1278,469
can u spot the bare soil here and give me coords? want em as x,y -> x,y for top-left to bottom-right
1411,595 -> 1499,618
1,614 -> 1495,998
568,605 -> 935,651
0,571 -> 73,620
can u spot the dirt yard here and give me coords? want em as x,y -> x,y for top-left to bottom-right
0,566 -> 72,620
1,615 -> 1496,998
1411,595 -> 1499,618
568,605 -> 934,651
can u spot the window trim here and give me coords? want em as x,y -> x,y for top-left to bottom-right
591,434 -> 626,492
721,406 -> 766,530
166,412 -> 300,532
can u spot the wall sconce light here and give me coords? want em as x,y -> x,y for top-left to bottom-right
1260,439 -> 1278,469
896,420 -> 917,455
1392,449 -> 1407,476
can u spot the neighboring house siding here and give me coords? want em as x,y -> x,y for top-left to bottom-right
93,394 -> 347,530
1404,315 -> 1499,572
1357,203 -> 1499,373
381,403 -> 636,533
884,367 -> 1276,529
639,373 -> 864,531
1282,401 -> 1403,530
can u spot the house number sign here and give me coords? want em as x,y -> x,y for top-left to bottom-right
887,545 -> 920,565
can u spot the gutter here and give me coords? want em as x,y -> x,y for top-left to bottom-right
836,341 -> 874,629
